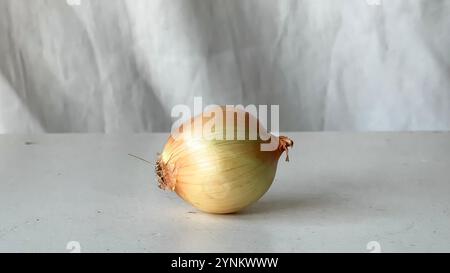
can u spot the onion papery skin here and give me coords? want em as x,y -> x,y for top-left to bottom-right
156,107 -> 293,214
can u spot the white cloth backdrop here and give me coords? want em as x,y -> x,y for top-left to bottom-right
0,0 -> 449,133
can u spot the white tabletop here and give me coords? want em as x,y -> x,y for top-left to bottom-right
0,132 -> 449,253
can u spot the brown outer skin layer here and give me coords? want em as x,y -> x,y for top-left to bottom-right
155,106 -> 293,213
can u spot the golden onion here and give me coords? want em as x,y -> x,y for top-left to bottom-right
156,106 -> 293,214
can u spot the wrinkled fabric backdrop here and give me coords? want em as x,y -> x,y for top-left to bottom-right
0,0 -> 449,133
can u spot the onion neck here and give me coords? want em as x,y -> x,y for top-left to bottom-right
278,136 -> 294,162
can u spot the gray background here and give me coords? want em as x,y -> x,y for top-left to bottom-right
1,0 -> 449,134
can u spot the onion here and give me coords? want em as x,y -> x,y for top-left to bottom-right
156,106 -> 293,214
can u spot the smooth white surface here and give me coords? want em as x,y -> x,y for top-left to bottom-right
0,132 -> 449,252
